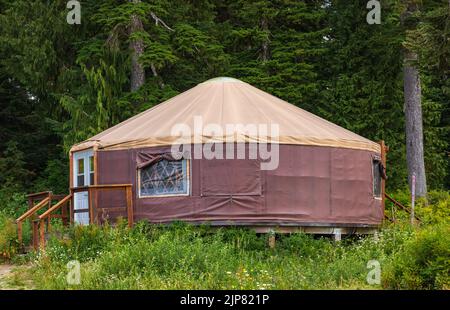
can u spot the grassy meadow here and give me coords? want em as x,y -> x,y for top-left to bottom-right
1,190 -> 449,290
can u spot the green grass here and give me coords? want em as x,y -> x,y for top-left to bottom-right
2,190 -> 449,290
21,220 -> 448,290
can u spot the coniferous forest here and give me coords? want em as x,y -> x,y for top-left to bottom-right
0,0 -> 449,292
0,0 -> 448,195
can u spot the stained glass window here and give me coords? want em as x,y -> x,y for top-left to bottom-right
139,159 -> 189,196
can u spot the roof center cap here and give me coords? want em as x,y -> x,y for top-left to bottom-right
201,77 -> 243,84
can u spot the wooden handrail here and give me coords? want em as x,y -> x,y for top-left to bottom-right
70,184 -> 134,228
16,197 -> 50,223
27,191 -> 52,198
18,184 -> 134,250
70,184 -> 132,192
385,193 -> 421,221
39,194 -> 72,220
17,191 -> 72,250
51,194 -> 67,201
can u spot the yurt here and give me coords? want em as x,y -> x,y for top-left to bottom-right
69,77 -> 386,234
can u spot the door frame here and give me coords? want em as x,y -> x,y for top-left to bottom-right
71,148 -> 96,224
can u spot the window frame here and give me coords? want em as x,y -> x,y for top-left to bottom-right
372,156 -> 382,200
73,149 -> 94,188
77,158 -> 85,187
137,159 -> 191,198
89,155 -> 95,186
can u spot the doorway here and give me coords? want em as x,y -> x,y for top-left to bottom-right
73,149 -> 94,225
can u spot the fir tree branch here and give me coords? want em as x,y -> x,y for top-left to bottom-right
150,12 -> 174,32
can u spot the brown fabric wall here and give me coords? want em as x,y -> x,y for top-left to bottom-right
200,159 -> 261,196
96,150 -> 130,222
96,144 -> 383,226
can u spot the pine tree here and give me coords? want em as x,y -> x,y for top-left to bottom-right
218,0 -> 328,113
0,0 -> 448,194
402,0 -> 427,197
404,0 -> 449,189
320,0 -> 407,189
129,0 -> 146,91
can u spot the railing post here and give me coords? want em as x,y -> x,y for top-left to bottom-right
88,187 -> 93,225
39,219 -> 46,250
70,189 -> 74,225
126,185 -> 134,228
17,192 -> 74,251
48,192 -> 52,210
32,221 -> 39,250
93,189 -> 98,224
17,221 -> 23,246
62,200 -> 68,226
28,197 -> 34,248
47,192 -> 52,233
47,216 -> 52,233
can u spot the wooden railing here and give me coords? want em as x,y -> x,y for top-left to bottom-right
70,184 -> 134,228
16,184 -> 134,251
385,193 -> 421,222
37,194 -> 72,249
16,196 -> 50,246
16,192 -> 71,250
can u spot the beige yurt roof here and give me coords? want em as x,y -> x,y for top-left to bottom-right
71,77 -> 380,153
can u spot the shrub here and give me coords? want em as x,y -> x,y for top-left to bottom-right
32,223 -> 392,289
0,191 -> 34,260
45,224 -> 114,263
383,224 -> 450,289
385,189 -> 450,225
0,190 -> 27,219
417,190 -> 450,224
28,198 -> 449,290
0,213 -> 18,261
32,157 -> 69,195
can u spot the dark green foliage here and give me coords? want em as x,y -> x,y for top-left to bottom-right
406,0 -> 450,188
0,141 -> 31,191
220,0 -> 328,113
320,0 -> 406,189
0,0 -> 448,201
386,189 -> 450,224
33,156 -> 69,195
0,214 -> 19,261
0,193 -> 30,260
0,0 -> 448,290
384,223 -> 450,289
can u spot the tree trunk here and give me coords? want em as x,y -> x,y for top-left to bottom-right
129,0 -> 145,92
403,50 -> 427,197
260,17 -> 269,62
401,1 -> 427,198
401,0 -> 427,197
